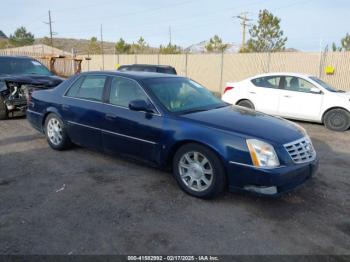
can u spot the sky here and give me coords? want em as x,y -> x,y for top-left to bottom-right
0,0 -> 349,51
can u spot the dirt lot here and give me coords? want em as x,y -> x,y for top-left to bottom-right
0,117 -> 349,255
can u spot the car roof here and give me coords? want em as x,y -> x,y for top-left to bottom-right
119,64 -> 175,69
0,55 -> 36,60
80,70 -> 181,80
249,72 -> 314,79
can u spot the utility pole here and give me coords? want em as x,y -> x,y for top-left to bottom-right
169,25 -> 172,44
44,10 -> 55,48
100,24 -> 105,70
234,12 -> 252,50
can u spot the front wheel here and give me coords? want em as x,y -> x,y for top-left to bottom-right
323,109 -> 350,132
173,143 -> 226,199
44,113 -> 72,150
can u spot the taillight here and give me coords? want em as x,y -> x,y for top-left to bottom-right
224,86 -> 234,94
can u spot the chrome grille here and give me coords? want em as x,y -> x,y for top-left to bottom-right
284,137 -> 316,164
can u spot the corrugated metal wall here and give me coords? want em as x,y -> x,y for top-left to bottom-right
78,52 -> 350,92
1,50 -> 350,92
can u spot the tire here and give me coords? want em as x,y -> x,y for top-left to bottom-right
237,99 -> 255,110
44,113 -> 72,150
172,143 -> 226,199
323,109 -> 350,132
0,96 -> 8,120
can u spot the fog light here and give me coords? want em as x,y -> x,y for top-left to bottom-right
244,185 -> 277,195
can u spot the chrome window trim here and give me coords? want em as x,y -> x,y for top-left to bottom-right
63,74 -> 162,117
67,120 -> 157,145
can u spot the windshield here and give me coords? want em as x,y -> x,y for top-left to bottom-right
143,77 -> 227,113
310,77 -> 338,92
0,58 -> 52,76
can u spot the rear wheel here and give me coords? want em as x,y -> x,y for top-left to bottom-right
237,99 -> 255,110
0,96 -> 8,120
323,109 -> 350,132
173,143 -> 226,199
44,113 -> 72,150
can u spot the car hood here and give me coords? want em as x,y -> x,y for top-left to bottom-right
181,106 -> 305,145
0,74 -> 64,88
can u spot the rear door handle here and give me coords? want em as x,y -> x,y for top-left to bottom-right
249,91 -> 256,94
105,113 -> 117,120
62,104 -> 70,111
284,95 -> 291,98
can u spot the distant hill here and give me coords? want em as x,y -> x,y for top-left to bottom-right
35,37 -> 117,55
0,30 -> 8,39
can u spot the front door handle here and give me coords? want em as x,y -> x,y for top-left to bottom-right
105,113 -> 117,121
284,95 -> 291,98
249,91 -> 256,94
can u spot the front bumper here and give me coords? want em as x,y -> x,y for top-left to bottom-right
227,158 -> 319,196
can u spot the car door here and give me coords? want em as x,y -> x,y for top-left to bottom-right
248,76 -> 282,115
61,74 -> 108,150
101,76 -> 163,163
278,76 -> 324,121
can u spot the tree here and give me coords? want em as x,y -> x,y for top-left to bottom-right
331,33 -> 350,52
9,27 -> 34,47
159,43 -> 181,54
245,9 -> 287,52
205,35 -> 228,53
86,37 -> 101,54
340,33 -> 350,51
115,38 -> 131,54
133,37 -> 148,54
332,42 -> 342,52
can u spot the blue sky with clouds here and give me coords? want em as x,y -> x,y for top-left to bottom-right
1,0 -> 349,51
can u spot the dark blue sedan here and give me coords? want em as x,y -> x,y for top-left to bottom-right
27,71 -> 318,198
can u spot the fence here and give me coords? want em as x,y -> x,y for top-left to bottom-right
1,50 -> 350,93
79,52 -> 350,93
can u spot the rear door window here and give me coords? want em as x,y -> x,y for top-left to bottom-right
251,76 -> 282,89
66,75 -> 107,102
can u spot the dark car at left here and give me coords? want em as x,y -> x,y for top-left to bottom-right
27,71 -> 318,199
0,56 -> 64,119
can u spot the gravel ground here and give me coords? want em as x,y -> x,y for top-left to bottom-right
0,117 -> 349,255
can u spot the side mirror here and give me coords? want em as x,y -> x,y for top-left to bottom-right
310,87 -> 322,94
129,99 -> 155,113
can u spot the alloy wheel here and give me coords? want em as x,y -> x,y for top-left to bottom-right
178,151 -> 213,192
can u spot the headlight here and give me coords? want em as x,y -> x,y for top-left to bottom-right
246,139 -> 280,168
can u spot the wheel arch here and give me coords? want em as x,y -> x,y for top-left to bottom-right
236,99 -> 255,108
166,139 -> 227,171
321,106 -> 350,123
41,107 -> 63,129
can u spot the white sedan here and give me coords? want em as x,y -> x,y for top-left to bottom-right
222,73 -> 350,131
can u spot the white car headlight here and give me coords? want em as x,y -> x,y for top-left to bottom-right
246,139 -> 280,168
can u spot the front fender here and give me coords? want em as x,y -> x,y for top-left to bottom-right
161,118 -> 251,168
